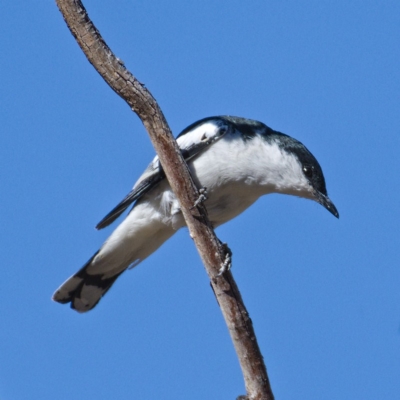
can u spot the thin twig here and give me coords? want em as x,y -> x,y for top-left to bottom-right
55,1 -> 274,398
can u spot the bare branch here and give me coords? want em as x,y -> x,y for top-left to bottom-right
55,1 -> 274,398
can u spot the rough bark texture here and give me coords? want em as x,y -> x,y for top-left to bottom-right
55,1 -> 274,399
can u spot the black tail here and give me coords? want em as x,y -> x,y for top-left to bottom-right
52,252 -> 124,312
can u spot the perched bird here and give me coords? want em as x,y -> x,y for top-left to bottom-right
53,116 -> 338,312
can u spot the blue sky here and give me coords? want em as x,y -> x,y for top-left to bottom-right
1,1 -> 399,399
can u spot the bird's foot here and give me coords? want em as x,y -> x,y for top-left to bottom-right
218,242 -> 232,276
190,187 -> 208,209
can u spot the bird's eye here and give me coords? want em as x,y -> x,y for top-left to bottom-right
303,165 -> 313,178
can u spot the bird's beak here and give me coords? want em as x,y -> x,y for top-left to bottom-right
314,191 -> 339,218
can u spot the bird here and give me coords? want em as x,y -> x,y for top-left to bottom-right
52,116 -> 339,312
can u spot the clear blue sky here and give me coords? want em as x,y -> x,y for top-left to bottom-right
1,1 -> 399,399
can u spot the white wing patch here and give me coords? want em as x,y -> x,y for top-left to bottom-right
132,119 -> 227,192
176,121 -> 223,149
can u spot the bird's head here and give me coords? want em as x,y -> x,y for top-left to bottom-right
273,133 -> 339,218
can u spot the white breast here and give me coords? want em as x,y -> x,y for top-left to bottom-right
140,131 -> 310,229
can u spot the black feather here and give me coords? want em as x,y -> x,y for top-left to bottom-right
96,117 -> 230,230
96,173 -> 164,229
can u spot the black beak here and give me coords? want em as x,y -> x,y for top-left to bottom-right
315,191 -> 339,218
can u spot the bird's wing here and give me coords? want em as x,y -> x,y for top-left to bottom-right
95,160 -> 163,229
96,117 -> 230,230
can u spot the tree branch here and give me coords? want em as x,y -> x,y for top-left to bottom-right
55,1 -> 274,399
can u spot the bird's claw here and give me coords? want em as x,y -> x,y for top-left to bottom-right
217,243 -> 232,276
191,187 -> 208,209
